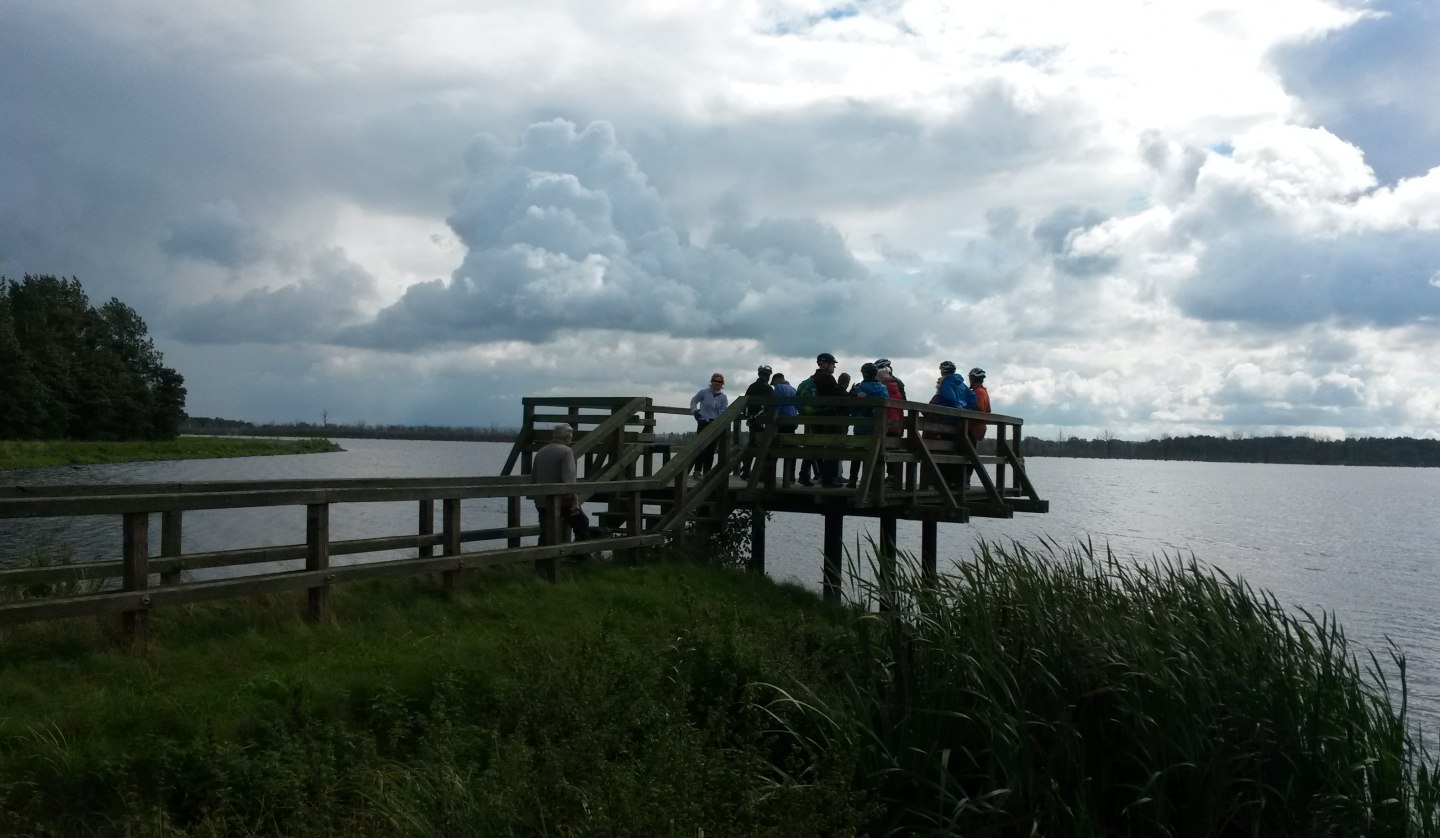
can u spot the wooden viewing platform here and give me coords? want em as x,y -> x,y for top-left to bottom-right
0,394 -> 1046,638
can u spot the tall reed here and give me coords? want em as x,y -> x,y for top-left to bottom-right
764,537 -> 1440,836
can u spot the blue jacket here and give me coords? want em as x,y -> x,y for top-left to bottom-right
772,380 -> 799,417
936,373 -> 977,412
850,380 -> 889,435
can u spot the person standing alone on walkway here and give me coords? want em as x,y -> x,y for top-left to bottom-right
690,372 -> 728,476
531,423 -> 591,546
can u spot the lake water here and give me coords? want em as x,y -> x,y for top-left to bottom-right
3,439 -> 1438,736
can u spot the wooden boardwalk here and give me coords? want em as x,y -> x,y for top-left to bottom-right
0,394 -> 1046,637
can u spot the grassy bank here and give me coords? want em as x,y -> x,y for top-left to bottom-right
1,543 -> 1435,835
0,436 -> 342,470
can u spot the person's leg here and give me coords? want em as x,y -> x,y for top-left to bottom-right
693,419 -> 712,474
778,425 -> 795,485
566,508 -> 592,541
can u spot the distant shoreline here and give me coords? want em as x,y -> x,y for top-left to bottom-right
178,420 -> 1440,468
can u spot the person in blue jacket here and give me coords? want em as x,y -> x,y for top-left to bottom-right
770,372 -> 801,485
931,360 -> 978,490
934,360 -> 978,412
846,362 -> 890,488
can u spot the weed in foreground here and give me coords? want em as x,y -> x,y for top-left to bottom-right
762,537 -> 1440,836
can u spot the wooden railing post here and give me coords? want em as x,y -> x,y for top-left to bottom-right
122,512 -> 149,641
748,506 -> 766,573
537,504 -> 561,583
159,510 -> 183,586
305,503 -> 330,622
507,496 -> 521,549
418,499 -> 434,558
442,498 -> 463,593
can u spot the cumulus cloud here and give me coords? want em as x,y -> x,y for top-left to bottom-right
339,119 -> 934,356
4,0 -> 1440,439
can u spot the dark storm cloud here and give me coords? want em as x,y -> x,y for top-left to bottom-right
1176,227 -> 1440,328
1272,0 -> 1440,184
339,119 -> 933,356
171,249 -> 376,344
161,202 -> 262,268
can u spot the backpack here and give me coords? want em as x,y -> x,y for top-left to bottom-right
795,375 -> 818,414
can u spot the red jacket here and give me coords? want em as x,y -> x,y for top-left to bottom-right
969,383 -> 990,440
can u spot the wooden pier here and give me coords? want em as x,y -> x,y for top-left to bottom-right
0,394 -> 1046,637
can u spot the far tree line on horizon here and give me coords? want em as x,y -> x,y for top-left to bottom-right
0,274 -> 187,441
185,417 -> 1439,468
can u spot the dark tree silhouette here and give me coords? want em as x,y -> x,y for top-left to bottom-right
0,274 -> 187,440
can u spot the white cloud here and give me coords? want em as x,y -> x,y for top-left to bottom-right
2,0 -> 1438,440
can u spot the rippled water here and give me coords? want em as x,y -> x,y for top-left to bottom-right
4,440 -> 1437,734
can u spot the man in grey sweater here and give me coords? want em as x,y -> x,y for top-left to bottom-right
532,423 -> 591,545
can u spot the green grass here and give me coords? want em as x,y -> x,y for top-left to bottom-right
1,542 -> 1436,835
0,436 -> 342,469
0,561 -> 866,836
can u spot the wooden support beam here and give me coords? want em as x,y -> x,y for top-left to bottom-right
418,499 -> 434,558
823,511 -> 843,602
305,503 -> 329,623
159,510 -> 183,586
921,520 -> 937,584
442,498 -> 463,593
122,511 -> 149,642
878,513 -> 897,611
536,504 -> 562,583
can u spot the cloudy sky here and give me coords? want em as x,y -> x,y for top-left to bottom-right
3,0 -> 1438,440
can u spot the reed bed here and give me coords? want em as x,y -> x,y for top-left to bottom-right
765,537 -> 1440,836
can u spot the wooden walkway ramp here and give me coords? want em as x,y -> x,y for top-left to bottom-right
0,394 -> 1045,637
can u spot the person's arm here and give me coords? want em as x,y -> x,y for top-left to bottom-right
691,389 -> 704,419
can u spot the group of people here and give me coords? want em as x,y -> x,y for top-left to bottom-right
689,355 -> 991,489
531,357 -> 991,554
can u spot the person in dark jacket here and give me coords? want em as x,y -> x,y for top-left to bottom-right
739,364 -> 774,480
811,352 -> 844,487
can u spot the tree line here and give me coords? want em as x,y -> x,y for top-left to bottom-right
1022,433 -> 1440,467
181,417 -> 519,443
0,275 -> 187,440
